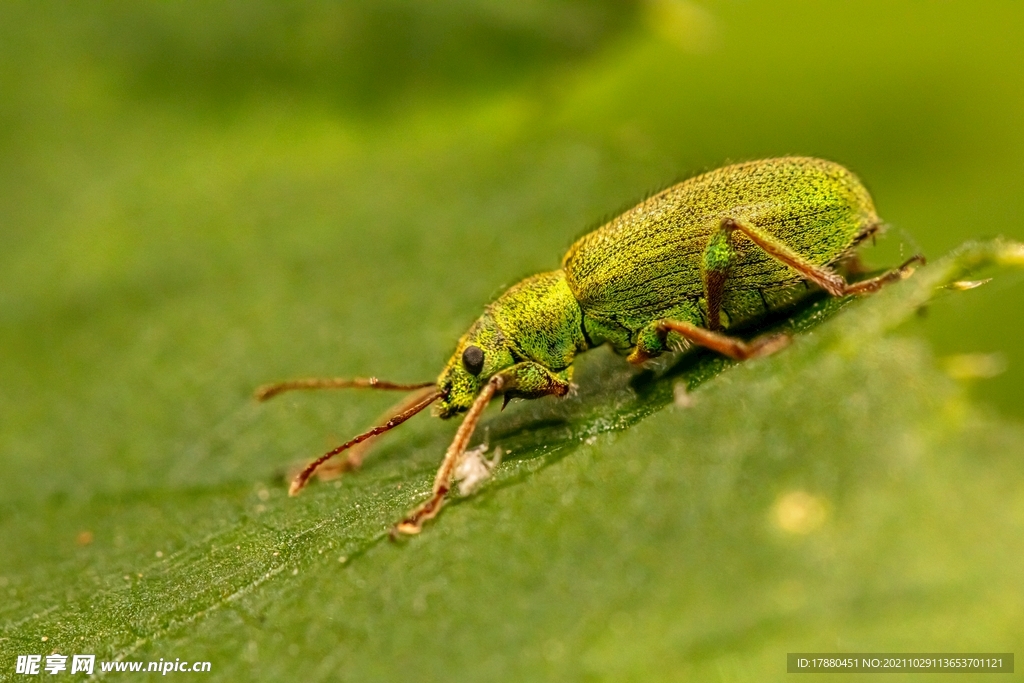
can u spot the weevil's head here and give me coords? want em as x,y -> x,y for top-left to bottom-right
434,311 -> 516,418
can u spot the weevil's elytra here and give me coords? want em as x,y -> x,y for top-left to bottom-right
256,156 -> 923,535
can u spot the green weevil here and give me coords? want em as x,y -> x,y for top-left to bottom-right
257,156 -> 922,535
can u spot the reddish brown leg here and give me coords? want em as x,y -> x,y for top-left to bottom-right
393,375 -> 503,536
288,388 -> 442,496
316,385 -> 440,479
843,255 -> 926,294
722,217 -> 924,297
659,319 -> 791,361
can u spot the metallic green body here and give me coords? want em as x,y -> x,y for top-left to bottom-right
435,157 -> 880,417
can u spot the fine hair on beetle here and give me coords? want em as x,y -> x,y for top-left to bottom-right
257,156 -> 925,536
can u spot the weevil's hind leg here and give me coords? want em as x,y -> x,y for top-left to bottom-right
655,216 -> 924,362
721,217 -> 924,297
393,376 -> 503,536
315,385 -> 440,480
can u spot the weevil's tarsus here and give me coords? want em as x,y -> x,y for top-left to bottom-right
288,387 -> 443,497
843,254 -> 925,294
255,377 -> 434,402
314,385 -> 442,479
393,375 -> 503,536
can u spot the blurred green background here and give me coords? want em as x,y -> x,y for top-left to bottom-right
2,1 -> 1023,681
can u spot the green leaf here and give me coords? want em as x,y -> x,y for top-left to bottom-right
3,241 -> 1023,680
4,3 -> 1024,680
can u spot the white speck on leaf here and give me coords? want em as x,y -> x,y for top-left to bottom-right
454,444 -> 502,496
674,382 -> 695,408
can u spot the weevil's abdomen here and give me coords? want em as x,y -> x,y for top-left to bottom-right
562,157 -> 879,346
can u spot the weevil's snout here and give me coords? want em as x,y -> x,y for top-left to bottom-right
434,370 -> 477,419
433,365 -> 481,419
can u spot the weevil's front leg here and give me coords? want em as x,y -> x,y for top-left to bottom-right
498,361 -> 572,401
392,376 -> 502,536
393,362 -> 571,536
720,217 -> 924,296
317,385 -> 440,479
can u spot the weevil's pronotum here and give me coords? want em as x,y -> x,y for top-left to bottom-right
257,157 -> 923,535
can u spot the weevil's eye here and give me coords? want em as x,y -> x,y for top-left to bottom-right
462,345 -> 485,375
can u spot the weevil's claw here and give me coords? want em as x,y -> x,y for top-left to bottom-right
254,384 -> 281,401
901,254 -> 926,273
501,394 -> 512,411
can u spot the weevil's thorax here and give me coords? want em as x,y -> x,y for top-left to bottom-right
434,270 -> 587,418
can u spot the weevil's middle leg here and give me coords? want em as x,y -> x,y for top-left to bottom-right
657,319 -> 790,361
701,222 -> 735,331
628,316 -> 790,363
622,218 -> 792,363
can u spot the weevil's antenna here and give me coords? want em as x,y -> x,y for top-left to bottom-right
288,386 -> 443,496
255,377 -> 435,402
